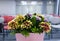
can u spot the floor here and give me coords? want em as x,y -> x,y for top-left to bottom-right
0,33 -> 60,41
0,27 -> 60,41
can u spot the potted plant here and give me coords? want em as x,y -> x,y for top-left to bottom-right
8,13 -> 51,41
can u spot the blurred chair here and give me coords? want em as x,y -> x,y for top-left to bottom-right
0,17 -> 4,32
44,14 -> 60,39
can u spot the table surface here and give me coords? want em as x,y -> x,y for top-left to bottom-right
51,25 -> 60,28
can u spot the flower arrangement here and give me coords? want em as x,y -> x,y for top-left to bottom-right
8,13 -> 51,36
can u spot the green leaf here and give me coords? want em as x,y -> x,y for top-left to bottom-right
10,31 -> 15,35
10,30 -> 16,35
31,26 -> 38,33
41,17 -> 44,22
31,16 -> 36,26
39,27 -> 43,33
21,30 -> 29,37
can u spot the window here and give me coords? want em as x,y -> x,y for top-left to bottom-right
46,1 -> 54,14
16,1 -> 55,15
16,1 -> 43,15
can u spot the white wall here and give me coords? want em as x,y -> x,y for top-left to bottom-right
0,0 -> 16,16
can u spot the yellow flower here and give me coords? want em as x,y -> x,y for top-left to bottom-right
14,15 -> 25,22
17,15 -> 25,19
21,20 -> 32,29
8,20 -> 18,29
33,13 -> 44,18
21,24 -> 26,28
33,13 -> 43,17
39,22 -> 51,33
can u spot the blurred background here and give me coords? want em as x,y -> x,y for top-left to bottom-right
0,0 -> 60,41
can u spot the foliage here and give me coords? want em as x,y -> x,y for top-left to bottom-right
8,13 -> 51,36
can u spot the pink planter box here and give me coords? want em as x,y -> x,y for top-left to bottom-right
16,33 -> 44,41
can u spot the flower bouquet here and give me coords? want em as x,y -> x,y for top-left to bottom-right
8,13 -> 51,41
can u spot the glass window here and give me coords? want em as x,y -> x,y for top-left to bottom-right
46,1 -> 54,14
16,1 -> 55,15
16,1 -> 43,15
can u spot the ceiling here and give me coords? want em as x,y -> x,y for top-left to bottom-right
17,0 -> 56,1
0,0 -> 56,2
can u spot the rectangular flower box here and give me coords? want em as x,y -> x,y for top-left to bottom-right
16,33 -> 44,41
